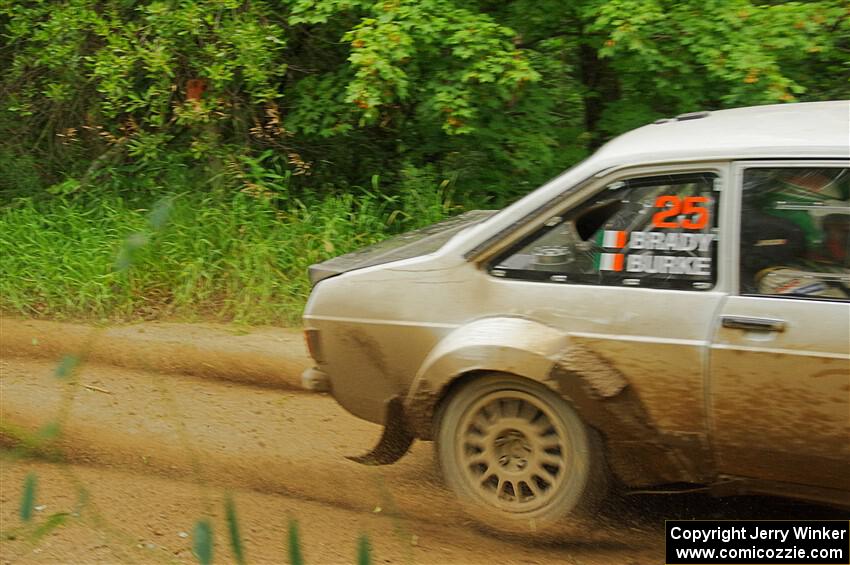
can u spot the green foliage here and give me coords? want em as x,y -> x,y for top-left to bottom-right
193,519 -> 214,565
584,0 -> 848,109
31,513 -> 70,542
19,473 -> 37,522
0,0 -> 846,323
225,495 -> 246,565
54,355 -> 81,380
0,183 -> 453,324
5,0 -> 842,203
332,0 -> 539,134
288,520 -> 304,565
356,534 -> 372,565
0,148 -> 42,199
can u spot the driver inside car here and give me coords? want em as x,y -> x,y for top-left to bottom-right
756,213 -> 850,298
750,169 -> 850,299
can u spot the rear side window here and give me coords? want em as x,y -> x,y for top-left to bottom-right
490,172 -> 720,290
740,167 -> 850,300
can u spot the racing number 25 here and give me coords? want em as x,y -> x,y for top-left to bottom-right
652,196 -> 710,229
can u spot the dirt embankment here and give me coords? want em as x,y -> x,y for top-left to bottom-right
0,319 -> 311,389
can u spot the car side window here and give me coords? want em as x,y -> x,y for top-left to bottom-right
490,172 -> 720,290
740,167 -> 850,300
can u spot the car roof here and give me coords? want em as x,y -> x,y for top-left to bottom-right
592,100 -> 850,167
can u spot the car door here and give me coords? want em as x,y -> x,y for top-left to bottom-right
484,164 -> 728,483
709,161 -> 850,491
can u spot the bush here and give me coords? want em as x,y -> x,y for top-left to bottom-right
0,184 -> 457,325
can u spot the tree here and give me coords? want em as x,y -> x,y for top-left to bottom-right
1,0 -> 846,202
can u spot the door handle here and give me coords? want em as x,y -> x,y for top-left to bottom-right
721,316 -> 786,332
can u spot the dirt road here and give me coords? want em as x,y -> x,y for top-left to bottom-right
0,352 -> 842,564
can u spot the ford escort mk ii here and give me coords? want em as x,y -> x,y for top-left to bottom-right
303,101 -> 850,534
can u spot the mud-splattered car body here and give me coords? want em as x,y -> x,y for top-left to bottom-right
303,101 -> 850,510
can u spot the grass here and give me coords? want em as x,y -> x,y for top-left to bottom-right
0,186 -> 457,325
1,167 -> 440,564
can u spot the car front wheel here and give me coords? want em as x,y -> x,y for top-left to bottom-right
435,373 -> 607,536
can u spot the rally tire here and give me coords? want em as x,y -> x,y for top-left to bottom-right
435,373 -> 608,538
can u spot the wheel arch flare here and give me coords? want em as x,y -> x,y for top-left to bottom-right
405,316 -> 709,486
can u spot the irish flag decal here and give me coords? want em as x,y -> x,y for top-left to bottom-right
596,253 -> 624,271
599,230 -> 628,248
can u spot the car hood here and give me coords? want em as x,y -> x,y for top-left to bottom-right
308,210 -> 498,286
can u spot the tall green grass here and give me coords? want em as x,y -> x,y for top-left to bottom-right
0,185 -> 457,325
